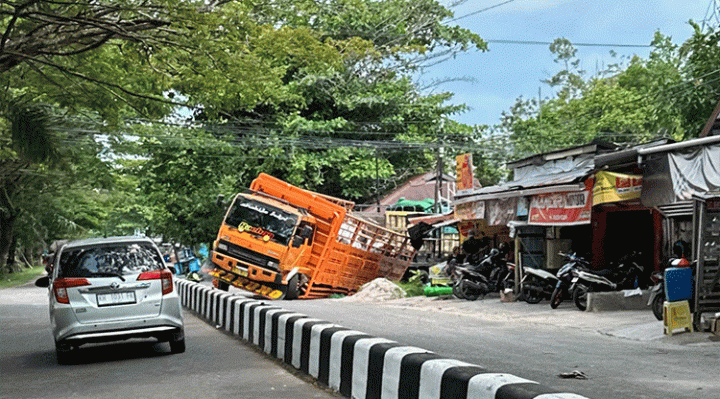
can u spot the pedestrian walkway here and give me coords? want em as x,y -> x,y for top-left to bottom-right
374,294 -> 720,346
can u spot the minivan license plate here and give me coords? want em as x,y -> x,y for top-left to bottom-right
97,292 -> 136,306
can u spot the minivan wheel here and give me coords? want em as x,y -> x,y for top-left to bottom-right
55,341 -> 73,365
169,331 -> 186,354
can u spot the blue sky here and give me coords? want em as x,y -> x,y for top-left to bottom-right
421,0 -> 714,127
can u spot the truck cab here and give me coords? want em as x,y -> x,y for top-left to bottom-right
211,192 -> 315,299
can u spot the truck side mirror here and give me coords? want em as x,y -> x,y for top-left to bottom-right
299,225 -> 313,238
216,194 -> 225,208
291,236 -> 305,248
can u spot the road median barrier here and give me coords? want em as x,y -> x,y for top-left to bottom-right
176,279 -> 592,399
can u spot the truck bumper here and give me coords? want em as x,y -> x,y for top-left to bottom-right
209,259 -> 287,300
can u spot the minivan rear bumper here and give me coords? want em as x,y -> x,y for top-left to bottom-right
53,296 -> 184,346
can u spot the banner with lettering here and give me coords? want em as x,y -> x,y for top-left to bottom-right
529,184 -> 592,226
593,171 -> 642,205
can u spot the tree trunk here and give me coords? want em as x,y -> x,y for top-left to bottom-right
6,235 -> 19,273
0,185 -> 20,275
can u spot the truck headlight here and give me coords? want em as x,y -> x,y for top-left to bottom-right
267,260 -> 278,269
217,243 -> 228,251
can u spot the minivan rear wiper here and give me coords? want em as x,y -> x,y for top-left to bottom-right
88,272 -> 126,281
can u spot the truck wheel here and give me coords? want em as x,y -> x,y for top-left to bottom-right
215,278 -> 229,292
285,273 -> 308,300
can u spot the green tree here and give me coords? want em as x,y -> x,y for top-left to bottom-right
498,25 -> 720,161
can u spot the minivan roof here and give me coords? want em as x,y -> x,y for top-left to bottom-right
61,236 -> 155,250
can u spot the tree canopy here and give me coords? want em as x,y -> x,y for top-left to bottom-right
0,0 -> 488,269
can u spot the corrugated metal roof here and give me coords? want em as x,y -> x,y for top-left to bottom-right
455,156 -> 593,203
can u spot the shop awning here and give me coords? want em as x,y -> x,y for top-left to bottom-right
408,212 -> 458,227
454,156 -> 593,205
640,142 -> 720,207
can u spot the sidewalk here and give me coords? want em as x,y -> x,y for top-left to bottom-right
375,293 -> 720,346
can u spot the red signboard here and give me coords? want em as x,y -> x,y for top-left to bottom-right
529,183 -> 593,226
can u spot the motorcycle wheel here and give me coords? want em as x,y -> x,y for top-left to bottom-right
459,279 -> 482,301
523,285 -> 544,304
452,281 -> 465,299
573,284 -> 589,311
550,286 -> 562,309
651,293 -> 664,321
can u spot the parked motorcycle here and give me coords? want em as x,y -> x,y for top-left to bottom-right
571,251 -> 646,311
647,270 -> 664,321
452,248 -> 512,301
647,255 -> 693,320
521,266 -> 559,304
550,252 -> 590,309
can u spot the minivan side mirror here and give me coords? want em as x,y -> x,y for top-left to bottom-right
35,276 -> 50,288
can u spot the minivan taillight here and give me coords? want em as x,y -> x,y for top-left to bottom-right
53,278 -> 91,304
138,269 -> 173,295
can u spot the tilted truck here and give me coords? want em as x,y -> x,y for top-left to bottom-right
208,173 -> 416,299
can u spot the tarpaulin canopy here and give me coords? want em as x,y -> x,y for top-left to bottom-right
641,144 -> 720,207
388,198 -> 436,213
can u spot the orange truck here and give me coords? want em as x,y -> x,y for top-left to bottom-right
208,173 -> 416,299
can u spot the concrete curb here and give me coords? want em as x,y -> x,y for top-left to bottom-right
176,280 -> 591,399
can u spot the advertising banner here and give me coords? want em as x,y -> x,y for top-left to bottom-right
487,198 -> 518,226
456,153 -> 475,195
593,171 -> 642,205
455,200 -> 485,221
529,182 -> 592,225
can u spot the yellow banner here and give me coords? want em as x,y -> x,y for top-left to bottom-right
456,153 -> 474,195
593,171 -> 642,205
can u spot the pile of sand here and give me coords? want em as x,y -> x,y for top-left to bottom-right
341,278 -> 407,302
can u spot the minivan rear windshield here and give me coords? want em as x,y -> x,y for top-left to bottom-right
59,243 -> 164,278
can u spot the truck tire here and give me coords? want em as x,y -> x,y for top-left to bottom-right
215,278 -> 229,292
285,273 -> 308,300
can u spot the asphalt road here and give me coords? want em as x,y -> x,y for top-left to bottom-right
0,282 -> 340,399
261,287 -> 720,399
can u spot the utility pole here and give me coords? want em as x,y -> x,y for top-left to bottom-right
434,119 -> 445,258
375,148 -> 380,213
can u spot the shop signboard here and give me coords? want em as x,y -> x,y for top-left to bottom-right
487,197 -> 518,226
455,200 -> 485,221
529,182 -> 592,225
593,171 -> 642,205
455,153 -> 475,196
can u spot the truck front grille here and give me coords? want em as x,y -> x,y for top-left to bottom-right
217,240 -> 279,271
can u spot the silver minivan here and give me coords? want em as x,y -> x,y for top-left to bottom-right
36,236 -> 185,364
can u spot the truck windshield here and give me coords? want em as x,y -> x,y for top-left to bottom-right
224,196 -> 299,246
